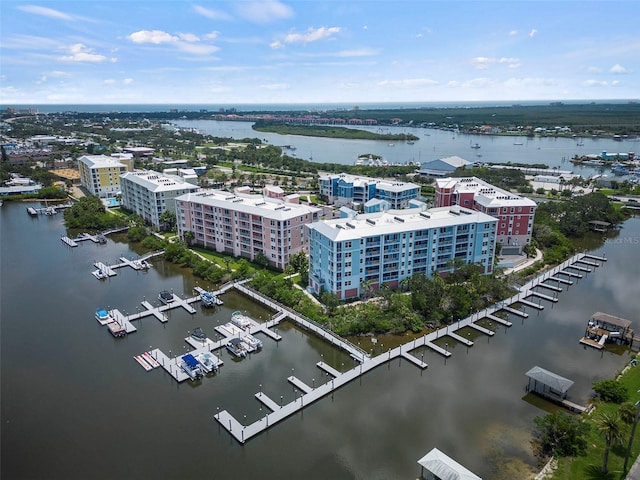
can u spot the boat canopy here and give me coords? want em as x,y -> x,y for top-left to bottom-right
525,366 -> 574,394
592,312 -> 632,329
417,448 -> 482,480
182,354 -> 199,368
97,308 -> 108,317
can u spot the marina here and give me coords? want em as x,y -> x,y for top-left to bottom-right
60,227 -> 131,248
90,251 -> 164,279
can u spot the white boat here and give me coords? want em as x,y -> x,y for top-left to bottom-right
158,290 -> 174,304
471,143 -> 481,149
226,338 -> 248,358
231,310 -> 253,330
219,321 -> 263,352
133,259 -> 150,270
92,268 -> 108,280
196,352 -> 218,373
180,354 -> 203,380
95,308 -> 112,323
201,291 -> 223,307
241,335 -> 263,352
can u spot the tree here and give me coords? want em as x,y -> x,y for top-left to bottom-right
593,379 -> 629,404
533,411 -> 590,457
596,411 -> 627,473
182,230 -> 195,246
159,209 -> 176,231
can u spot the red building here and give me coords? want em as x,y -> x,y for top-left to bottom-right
434,177 -> 537,254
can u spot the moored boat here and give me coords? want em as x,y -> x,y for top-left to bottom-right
190,327 -> 207,342
201,291 -> 223,307
92,268 -> 108,280
159,290 -> 174,304
196,352 -> 218,373
95,308 -> 112,323
180,354 -> 203,380
226,337 -> 248,358
231,310 -> 253,330
107,321 -> 126,337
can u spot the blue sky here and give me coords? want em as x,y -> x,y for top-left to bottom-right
1,0 -> 639,105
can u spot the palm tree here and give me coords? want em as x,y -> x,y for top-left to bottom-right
596,411 -> 627,473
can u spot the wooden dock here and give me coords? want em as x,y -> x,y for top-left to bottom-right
529,290 -> 558,303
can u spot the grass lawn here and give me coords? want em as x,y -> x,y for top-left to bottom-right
552,356 -> 640,479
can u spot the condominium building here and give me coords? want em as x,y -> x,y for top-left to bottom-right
175,190 -> 321,270
434,177 -> 537,254
120,170 -> 200,229
318,173 -> 420,209
306,206 -> 497,300
78,155 -> 129,198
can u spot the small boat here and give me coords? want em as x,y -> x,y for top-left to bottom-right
406,140 -> 415,145
96,234 -> 107,244
196,352 -> 218,373
159,290 -> 174,304
241,335 -> 263,352
190,327 -> 207,342
180,354 -> 203,380
133,259 -> 150,270
95,308 -> 111,323
471,143 -> 481,149
513,142 -> 524,146
201,291 -> 223,307
226,338 -> 248,358
107,321 -> 127,337
93,268 -> 108,280
231,310 -> 253,330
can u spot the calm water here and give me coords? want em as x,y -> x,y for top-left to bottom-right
175,119 -> 639,176
2,202 -> 640,480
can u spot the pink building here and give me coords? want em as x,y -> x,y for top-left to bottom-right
175,190 -> 321,270
434,177 -> 537,254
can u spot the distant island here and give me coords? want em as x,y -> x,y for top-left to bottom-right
252,120 -> 419,141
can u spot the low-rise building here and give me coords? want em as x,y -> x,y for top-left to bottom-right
318,172 -> 420,209
417,156 -> 472,177
306,206 -> 497,299
120,170 -> 200,229
175,190 -> 321,270
434,177 -> 537,254
78,154 -> 130,198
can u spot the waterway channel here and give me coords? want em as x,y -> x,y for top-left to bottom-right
1,202 -> 639,479
175,119 -> 639,177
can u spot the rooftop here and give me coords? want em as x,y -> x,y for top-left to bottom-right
78,154 -> 126,169
436,177 -> 537,208
121,170 -> 200,193
307,206 -> 496,242
319,172 -> 419,192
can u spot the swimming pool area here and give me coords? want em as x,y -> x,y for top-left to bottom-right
104,198 -> 120,207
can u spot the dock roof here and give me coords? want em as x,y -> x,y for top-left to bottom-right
525,366 -> 574,394
417,448 -> 482,480
592,312 -> 632,329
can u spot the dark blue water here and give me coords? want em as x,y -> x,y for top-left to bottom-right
2,202 -> 639,480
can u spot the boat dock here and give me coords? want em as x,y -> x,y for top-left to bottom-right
27,203 -> 74,216
212,252 -> 605,443
61,227 -> 131,248
90,251 -> 164,279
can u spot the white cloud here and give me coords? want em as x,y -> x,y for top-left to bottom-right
612,80 -> 620,86
509,30 -> 518,36
178,33 -> 200,43
236,1 -> 293,23
363,25 -> 368,30
17,5 -> 73,20
583,79 -> 608,87
529,28 -> 537,38
176,43 -> 219,55
59,44 -> 111,63
377,78 -> 439,88
193,5 -> 232,21
273,27 -> 341,48
610,64 -> 630,74
123,78 -> 133,85
104,79 -> 116,84
128,30 -> 178,44
503,77 -> 558,88
259,83 -> 289,90
204,31 -> 220,40
472,56 -> 520,70
587,66 -> 602,74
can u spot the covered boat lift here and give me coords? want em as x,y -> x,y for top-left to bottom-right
417,448 -> 482,480
525,366 -> 574,400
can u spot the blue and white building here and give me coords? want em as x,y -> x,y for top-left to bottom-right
318,173 -> 420,209
306,206 -> 497,300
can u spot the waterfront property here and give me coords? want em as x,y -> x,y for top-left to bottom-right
525,366 -> 589,413
416,156 -> 472,177
120,169 -> 200,229
175,189 -> 321,270
434,177 -> 537,254
77,154 -> 132,198
306,205 -> 497,299
317,172 -> 420,209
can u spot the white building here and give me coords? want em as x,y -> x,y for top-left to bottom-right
120,170 -> 200,229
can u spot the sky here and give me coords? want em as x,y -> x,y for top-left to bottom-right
1,0 -> 639,105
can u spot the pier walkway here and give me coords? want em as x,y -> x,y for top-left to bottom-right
90,251 -> 164,279
213,252 -> 605,443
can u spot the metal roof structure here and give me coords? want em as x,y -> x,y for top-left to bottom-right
592,312 -> 633,329
417,448 -> 482,480
525,366 -> 574,394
